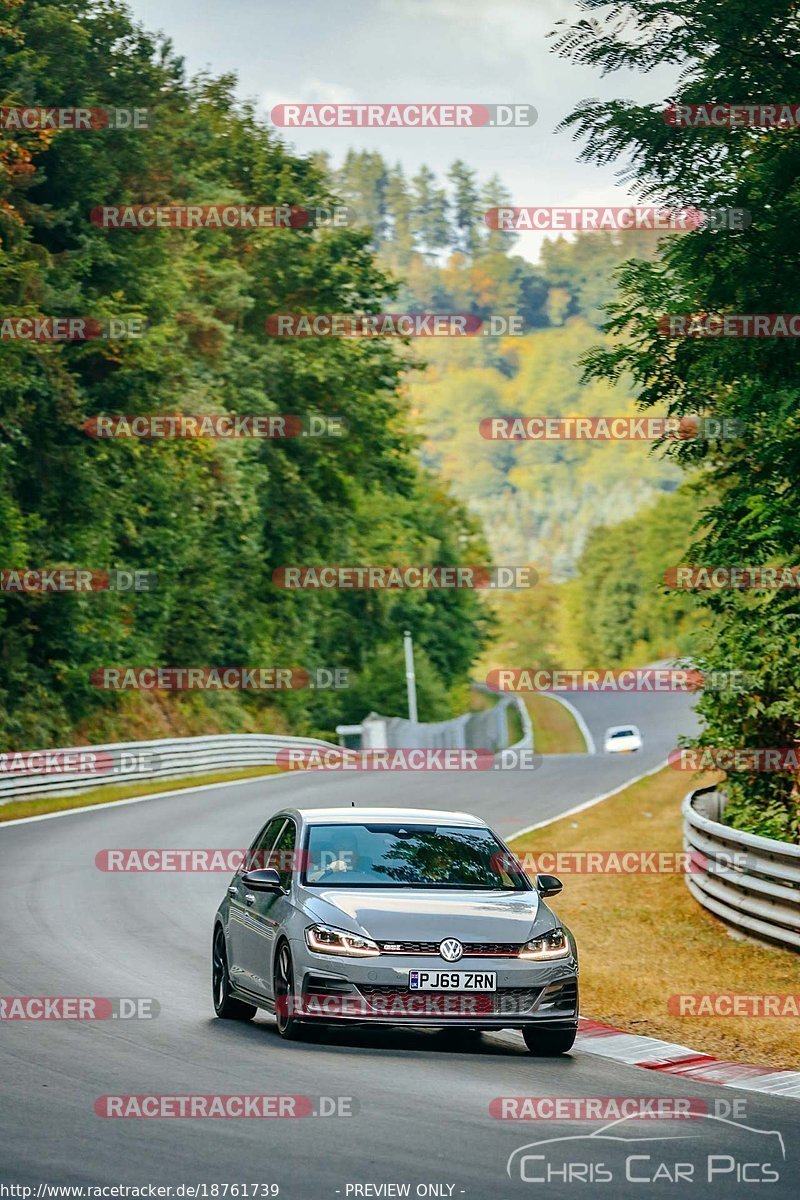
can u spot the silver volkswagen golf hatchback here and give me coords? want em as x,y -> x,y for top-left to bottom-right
212,806 -> 579,1054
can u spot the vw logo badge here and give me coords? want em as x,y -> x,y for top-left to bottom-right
439,938 -> 463,962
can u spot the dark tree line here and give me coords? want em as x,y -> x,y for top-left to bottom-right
0,0 -> 492,746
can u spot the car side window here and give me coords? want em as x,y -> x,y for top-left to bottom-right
271,818 -> 297,890
244,817 -> 286,872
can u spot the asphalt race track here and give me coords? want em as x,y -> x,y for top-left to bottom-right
2,690 -> 798,1198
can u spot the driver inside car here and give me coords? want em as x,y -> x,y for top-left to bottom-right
306,833 -> 361,881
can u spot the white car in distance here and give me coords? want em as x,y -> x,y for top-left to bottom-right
602,725 -> 643,754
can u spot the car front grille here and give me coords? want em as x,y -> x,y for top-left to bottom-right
376,940 -> 524,957
355,984 -> 541,1016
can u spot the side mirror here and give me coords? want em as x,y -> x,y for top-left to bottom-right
536,873 -> 563,898
241,868 -> 283,892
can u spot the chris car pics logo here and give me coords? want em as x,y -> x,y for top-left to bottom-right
506,1113 -> 785,1185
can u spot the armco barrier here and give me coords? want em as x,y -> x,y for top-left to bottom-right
472,687 -> 534,752
366,693 -> 532,754
0,733 -> 341,805
683,784 -> 800,951
0,695 -> 533,807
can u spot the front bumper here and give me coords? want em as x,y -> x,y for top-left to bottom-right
291,948 -> 579,1028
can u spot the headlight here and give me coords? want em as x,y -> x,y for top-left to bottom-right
518,928 -> 571,960
305,924 -> 381,957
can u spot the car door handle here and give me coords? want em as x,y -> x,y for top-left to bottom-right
244,893 -> 256,905
228,886 -> 238,897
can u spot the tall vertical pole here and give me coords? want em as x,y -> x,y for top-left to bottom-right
403,629 -> 418,723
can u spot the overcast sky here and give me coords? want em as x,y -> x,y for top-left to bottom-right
128,0 -> 677,259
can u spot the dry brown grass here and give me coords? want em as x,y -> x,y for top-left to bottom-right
511,767 -> 800,1070
525,693 -> 586,754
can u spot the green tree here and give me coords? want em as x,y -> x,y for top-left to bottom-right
555,0 -> 800,838
335,149 -> 389,247
384,163 -> 415,267
560,486 -> 707,667
478,173 -> 517,257
446,159 -> 481,255
0,0 -> 489,747
540,231 -> 658,327
410,165 -> 450,258
338,641 -> 453,725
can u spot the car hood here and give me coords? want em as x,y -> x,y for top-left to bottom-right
300,888 -> 543,942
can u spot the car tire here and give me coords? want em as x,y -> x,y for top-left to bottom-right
522,1026 -> 577,1056
212,927 -> 256,1021
273,941 -> 304,1040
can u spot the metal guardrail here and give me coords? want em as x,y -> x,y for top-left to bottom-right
363,692 -> 532,754
470,685 -> 533,752
683,785 -> 800,951
0,695 -> 533,808
0,733 -> 341,805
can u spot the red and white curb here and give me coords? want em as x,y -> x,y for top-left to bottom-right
577,1018 -> 800,1100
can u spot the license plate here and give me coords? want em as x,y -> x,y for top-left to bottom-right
408,970 -> 496,992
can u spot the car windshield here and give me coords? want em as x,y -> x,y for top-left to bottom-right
303,823 -> 529,890
610,729 -> 635,739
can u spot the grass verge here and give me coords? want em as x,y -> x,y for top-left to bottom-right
0,765 -> 282,824
510,766 -> 800,1070
506,700 -> 525,746
525,693 -> 586,755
